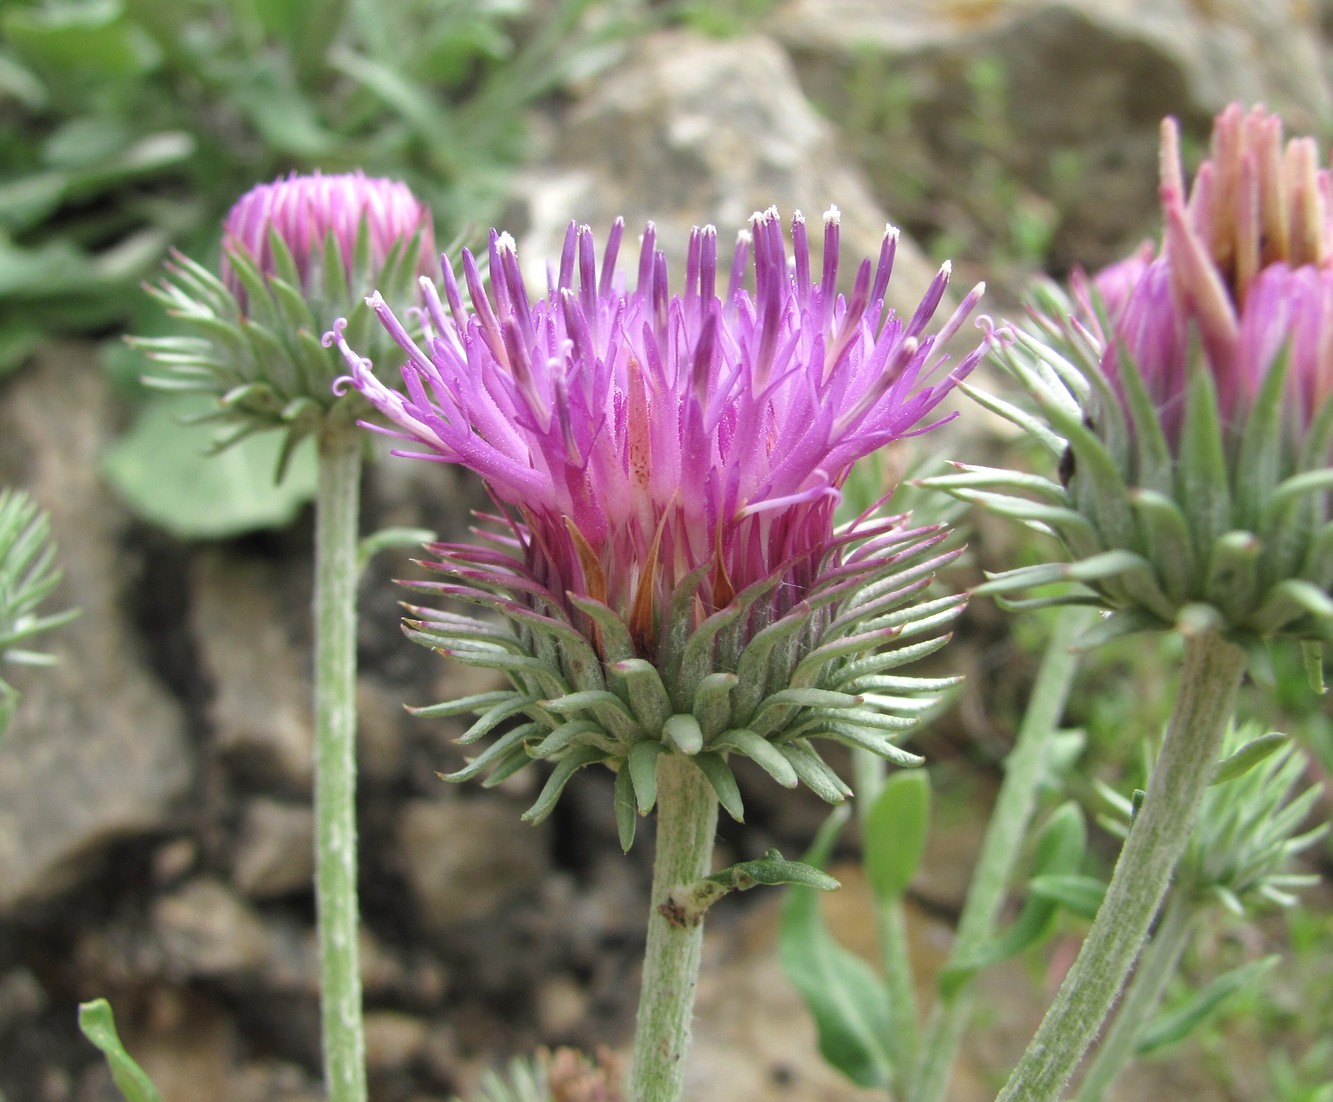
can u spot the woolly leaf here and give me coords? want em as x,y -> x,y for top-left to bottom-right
863,770 -> 930,902
1209,731 -> 1288,786
779,808 -> 894,1088
1136,956 -> 1279,1055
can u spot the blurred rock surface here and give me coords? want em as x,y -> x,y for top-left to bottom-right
0,348 -> 193,911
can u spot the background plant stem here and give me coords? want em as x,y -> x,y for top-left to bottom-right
629,752 -> 720,1102
851,746 -> 920,1091
908,606 -> 1091,1102
313,422 -> 367,1102
993,630 -> 1246,1102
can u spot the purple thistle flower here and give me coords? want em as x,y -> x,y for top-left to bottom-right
1087,104 -> 1333,450
222,170 -> 435,308
325,207 -> 990,831
935,104 -> 1333,645
332,207 -> 988,654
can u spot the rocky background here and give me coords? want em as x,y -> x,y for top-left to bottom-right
2,1 -> 1331,1100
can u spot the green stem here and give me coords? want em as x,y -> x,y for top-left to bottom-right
314,422 -> 366,1102
851,746 -> 920,1092
1073,890 -> 1197,1102
994,630 -> 1246,1102
908,607 -> 1091,1102
629,752 -> 720,1102
879,893 -> 920,1088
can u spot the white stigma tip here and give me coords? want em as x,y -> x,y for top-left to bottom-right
885,223 -> 900,239
823,205 -> 841,225
495,232 -> 517,254
793,209 -> 806,224
941,259 -> 952,275
366,291 -> 385,308
702,224 -> 717,238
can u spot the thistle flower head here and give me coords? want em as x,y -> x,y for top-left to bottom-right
136,170 -> 435,472
931,104 -> 1333,648
332,209 -> 991,840
1086,104 -> 1333,449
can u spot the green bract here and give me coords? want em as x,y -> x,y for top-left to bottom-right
407,515 -> 964,850
0,489 -> 76,733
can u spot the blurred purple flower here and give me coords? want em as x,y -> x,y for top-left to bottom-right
1087,104 -> 1333,449
222,170 -> 435,308
331,207 -> 989,655
945,103 -> 1333,643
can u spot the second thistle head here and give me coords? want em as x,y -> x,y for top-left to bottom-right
934,104 -> 1333,648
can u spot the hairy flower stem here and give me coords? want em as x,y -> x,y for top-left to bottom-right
313,422 -> 367,1102
995,631 -> 1246,1102
1073,890 -> 1196,1102
630,753 -> 720,1102
908,607 -> 1091,1102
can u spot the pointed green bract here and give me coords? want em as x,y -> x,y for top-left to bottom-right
402,512 -> 963,842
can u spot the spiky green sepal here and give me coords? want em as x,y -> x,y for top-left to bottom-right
407,511 -> 965,849
134,223 -> 430,479
1097,724 -> 1327,915
0,489 -> 77,734
925,287 -> 1333,651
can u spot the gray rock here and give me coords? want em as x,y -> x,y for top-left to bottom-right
362,1009 -> 429,1073
397,797 -> 548,929
231,797 -> 315,900
0,346 -> 193,911
514,28 -> 945,316
151,878 -> 273,980
190,549 -> 314,793
772,0 -> 1333,273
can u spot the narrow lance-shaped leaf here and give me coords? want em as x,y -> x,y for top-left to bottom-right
778,808 -> 895,1088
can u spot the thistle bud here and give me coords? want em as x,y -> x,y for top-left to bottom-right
138,171 -> 435,472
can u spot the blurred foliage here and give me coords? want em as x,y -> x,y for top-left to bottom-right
0,0 -> 636,374
837,49 -> 1080,291
0,488 -> 76,735
3,0 -> 636,535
